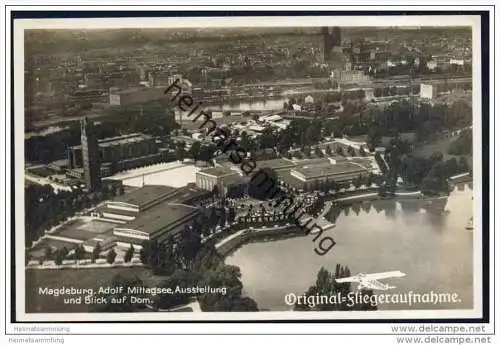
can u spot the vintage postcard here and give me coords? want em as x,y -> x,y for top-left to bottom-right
12,13 -> 485,322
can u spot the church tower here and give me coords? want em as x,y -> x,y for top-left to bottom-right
80,117 -> 101,192
322,27 -> 342,62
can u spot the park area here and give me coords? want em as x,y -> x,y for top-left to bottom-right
30,218 -> 116,258
414,135 -> 473,167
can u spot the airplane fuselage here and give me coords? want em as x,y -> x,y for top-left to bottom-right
353,273 -> 396,291
335,271 -> 405,291
358,279 -> 395,291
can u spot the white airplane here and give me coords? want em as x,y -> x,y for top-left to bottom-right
335,271 -> 406,291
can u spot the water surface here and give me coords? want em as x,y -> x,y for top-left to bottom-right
226,186 -> 474,311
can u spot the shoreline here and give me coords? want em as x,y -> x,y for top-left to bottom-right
217,181 -> 473,258
217,189 -> 428,257
27,189 -> 437,270
24,186 -> 471,313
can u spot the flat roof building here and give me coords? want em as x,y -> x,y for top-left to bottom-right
251,158 -> 296,171
293,158 -> 334,167
260,114 -> 283,123
196,167 -> 245,196
420,83 -> 437,100
106,185 -> 178,213
280,161 -> 371,191
198,167 -> 239,179
67,133 -> 171,175
291,162 -> 368,182
164,184 -> 212,205
96,184 -> 211,243
113,203 -> 200,241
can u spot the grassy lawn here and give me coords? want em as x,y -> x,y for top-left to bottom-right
414,136 -> 472,166
30,239 -> 79,258
25,267 -> 155,313
414,136 -> 454,158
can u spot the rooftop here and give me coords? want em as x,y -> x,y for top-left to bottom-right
293,158 -> 333,167
262,114 -> 283,122
197,167 -> 238,178
292,162 -> 368,179
100,205 -> 138,218
100,136 -> 153,148
111,185 -> 178,208
70,133 -> 153,150
219,174 -> 246,186
277,171 -> 307,189
247,125 -> 266,132
114,234 -> 146,246
114,87 -> 165,95
116,203 -> 199,235
162,185 -> 211,204
349,158 -> 374,169
254,158 -> 296,171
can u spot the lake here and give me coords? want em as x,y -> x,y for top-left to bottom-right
225,185 -> 474,311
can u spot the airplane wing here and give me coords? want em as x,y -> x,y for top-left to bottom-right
363,271 -> 406,280
335,277 -> 357,283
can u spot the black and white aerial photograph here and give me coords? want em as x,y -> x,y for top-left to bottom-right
12,14 -> 485,323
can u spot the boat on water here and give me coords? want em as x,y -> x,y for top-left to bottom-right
466,217 -> 473,230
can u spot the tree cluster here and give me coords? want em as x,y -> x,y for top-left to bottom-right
383,139 -> 471,195
25,184 -> 123,247
138,229 -> 259,312
294,265 -> 377,311
447,129 -> 472,156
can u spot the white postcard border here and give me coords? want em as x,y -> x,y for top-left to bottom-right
4,8 -> 493,332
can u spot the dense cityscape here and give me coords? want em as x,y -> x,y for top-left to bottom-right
24,26 -> 474,314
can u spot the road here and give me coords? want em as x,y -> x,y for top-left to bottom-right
25,173 -> 74,192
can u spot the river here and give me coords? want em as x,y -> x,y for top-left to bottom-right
206,98 -> 289,113
204,87 -> 346,114
225,185 -> 474,311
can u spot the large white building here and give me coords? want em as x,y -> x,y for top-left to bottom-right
426,60 -> 438,71
102,185 -> 181,221
99,184 -> 209,243
330,69 -> 370,84
195,167 -> 245,196
449,58 -> 465,66
113,203 -> 200,242
290,162 -> 369,183
420,83 -> 437,100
